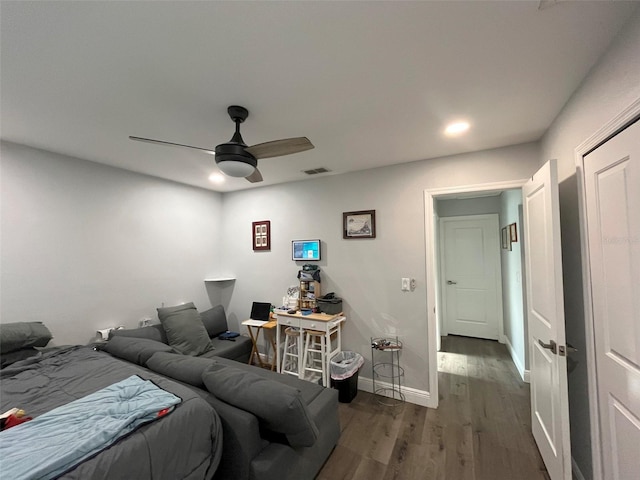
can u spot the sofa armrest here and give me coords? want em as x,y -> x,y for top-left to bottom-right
204,394 -> 266,480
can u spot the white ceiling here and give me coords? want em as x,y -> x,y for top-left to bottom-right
1,1 -> 637,192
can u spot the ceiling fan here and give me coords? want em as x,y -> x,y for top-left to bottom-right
129,105 -> 314,183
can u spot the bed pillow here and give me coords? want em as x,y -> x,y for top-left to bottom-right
147,352 -> 216,388
157,302 -> 213,356
0,348 -> 40,369
201,364 -> 319,447
101,336 -> 175,366
200,305 -> 228,338
0,322 -> 52,354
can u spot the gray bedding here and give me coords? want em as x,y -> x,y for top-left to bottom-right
0,346 -> 223,480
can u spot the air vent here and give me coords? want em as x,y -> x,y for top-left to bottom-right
303,167 -> 330,175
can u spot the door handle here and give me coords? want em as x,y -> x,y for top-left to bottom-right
447,280 -> 457,285
538,339 -> 557,355
559,343 -> 578,357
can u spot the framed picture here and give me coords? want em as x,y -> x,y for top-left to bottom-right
501,227 -> 509,249
252,220 -> 270,251
343,210 -> 376,239
509,222 -> 518,242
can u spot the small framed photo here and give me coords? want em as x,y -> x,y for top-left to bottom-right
509,222 -> 518,243
252,220 -> 270,251
501,227 -> 509,250
343,210 -> 376,239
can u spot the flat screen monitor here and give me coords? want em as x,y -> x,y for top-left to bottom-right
292,239 -> 321,261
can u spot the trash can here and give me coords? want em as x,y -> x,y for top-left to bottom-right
330,351 -> 364,403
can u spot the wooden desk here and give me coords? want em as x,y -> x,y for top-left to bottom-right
241,319 -> 278,371
275,312 -> 346,385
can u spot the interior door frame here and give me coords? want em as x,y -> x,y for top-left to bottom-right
574,96 -> 640,480
424,179 -> 527,407
439,214 -> 504,341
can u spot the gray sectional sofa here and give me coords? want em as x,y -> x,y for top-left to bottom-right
104,304 -> 340,480
109,304 -> 253,363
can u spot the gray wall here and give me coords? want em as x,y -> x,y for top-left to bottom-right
499,189 -> 527,377
0,141 -> 224,345
436,195 -> 501,218
219,142 -> 539,393
539,9 -> 640,480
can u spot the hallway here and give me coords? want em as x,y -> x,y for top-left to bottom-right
318,335 -> 549,479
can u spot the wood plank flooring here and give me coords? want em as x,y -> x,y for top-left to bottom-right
317,335 -> 550,480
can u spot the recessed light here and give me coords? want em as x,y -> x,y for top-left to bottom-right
444,121 -> 470,136
208,173 -> 225,183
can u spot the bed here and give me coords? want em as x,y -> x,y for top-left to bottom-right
0,345 -> 223,480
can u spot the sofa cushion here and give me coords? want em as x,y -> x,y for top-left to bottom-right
200,305 -> 228,338
147,352 -> 215,388
0,322 -> 52,354
202,364 -> 319,447
157,302 -> 213,356
203,336 -> 253,363
102,336 -> 175,366
109,324 -> 168,344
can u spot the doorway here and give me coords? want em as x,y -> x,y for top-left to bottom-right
424,179 -> 528,405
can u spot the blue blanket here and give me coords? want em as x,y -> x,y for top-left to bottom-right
0,375 -> 181,480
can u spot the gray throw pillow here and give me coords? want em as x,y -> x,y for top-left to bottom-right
201,364 -> 319,447
157,302 -> 213,356
147,352 -> 215,388
101,336 -> 175,366
0,322 -> 52,354
200,305 -> 228,338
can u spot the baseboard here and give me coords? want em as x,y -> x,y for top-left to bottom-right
504,335 -> 529,383
358,376 -> 437,408
523,369 -> 530,383
572,456 -> 586,480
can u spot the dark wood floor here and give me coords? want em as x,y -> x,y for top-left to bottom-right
318,335 -> 550,480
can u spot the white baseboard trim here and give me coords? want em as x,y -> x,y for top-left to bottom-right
358,376 -> 437,408
504,336 -> 529,383
572,456 -> 586,480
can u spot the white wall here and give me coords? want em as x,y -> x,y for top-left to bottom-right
499,189 -> 527,380
0,141 -> 224,345
539,9 -> 640,480
219,142 -> 539,394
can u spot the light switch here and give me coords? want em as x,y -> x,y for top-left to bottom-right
401,278 -> 410,291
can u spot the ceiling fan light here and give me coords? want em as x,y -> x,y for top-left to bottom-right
217,160 -> 255,178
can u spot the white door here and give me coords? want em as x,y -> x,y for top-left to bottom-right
583,120 -> 639,480
523,159 -> 571,480
441,215 -> 501,340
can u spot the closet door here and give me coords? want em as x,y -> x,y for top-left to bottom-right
583,120 -> 640,480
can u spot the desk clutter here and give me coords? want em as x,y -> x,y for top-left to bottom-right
244,276 -> 349,395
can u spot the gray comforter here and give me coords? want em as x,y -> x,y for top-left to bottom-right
0,346 -> 223,480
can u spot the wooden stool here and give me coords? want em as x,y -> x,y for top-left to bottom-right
281,327 -> 301,377
302,329 -> 327,385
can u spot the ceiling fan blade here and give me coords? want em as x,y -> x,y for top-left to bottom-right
245,137 -> 314,160
245,168 -> 263,183
129,136 -> 215,155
